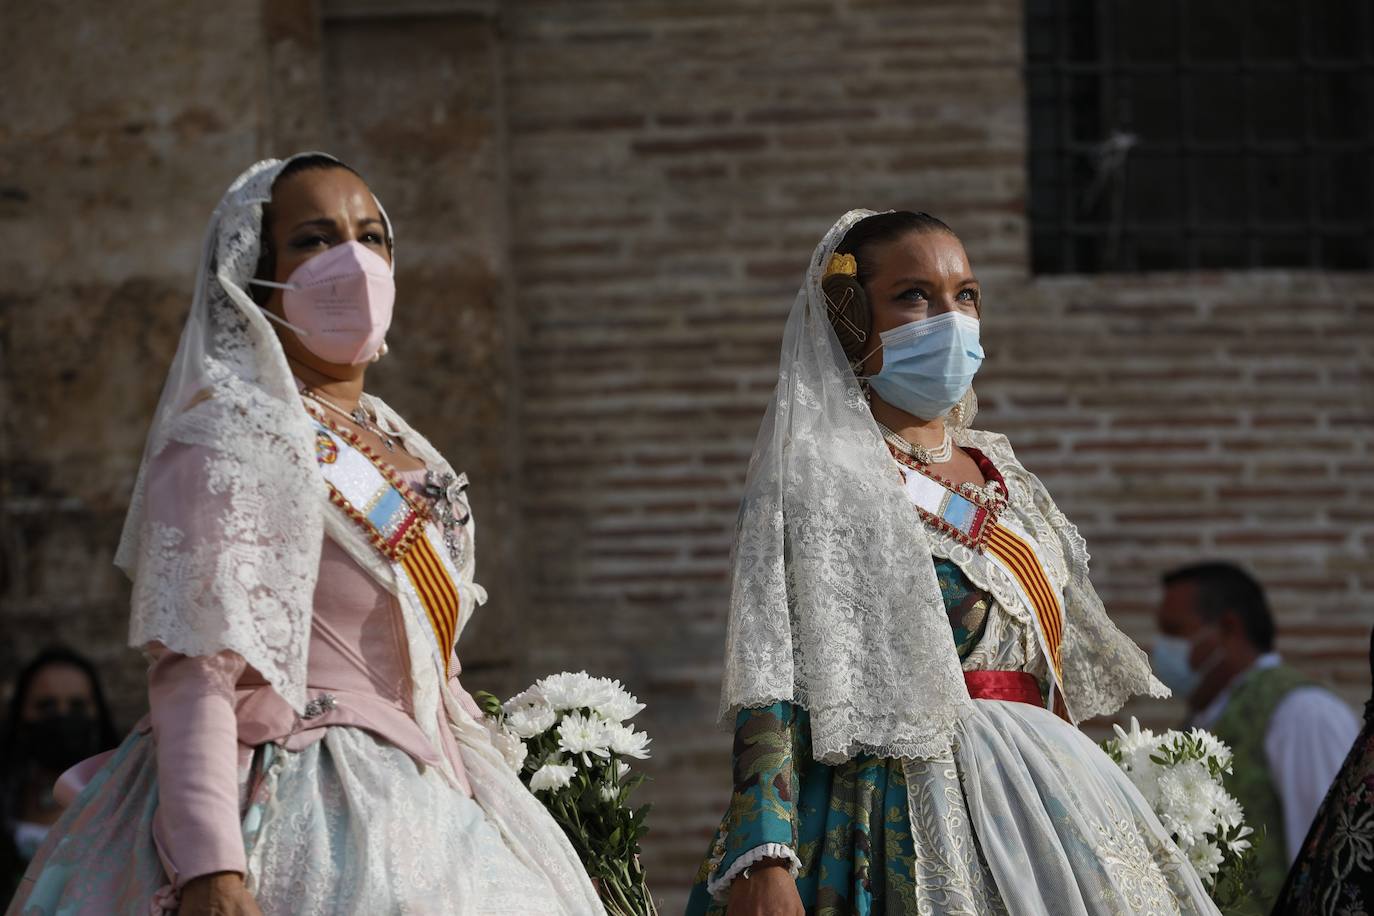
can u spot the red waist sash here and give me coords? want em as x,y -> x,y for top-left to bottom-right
964,670 -> 1043,706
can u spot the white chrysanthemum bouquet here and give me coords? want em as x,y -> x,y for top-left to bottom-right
477,672 -> 659,916
1102,718 -> 1257,909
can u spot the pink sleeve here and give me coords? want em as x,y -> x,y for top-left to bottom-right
148,646 -> 249,886
448,654 -> 486,720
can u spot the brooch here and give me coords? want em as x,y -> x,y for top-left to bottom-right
315,430 -> 339,465
423,469 -> 471,564
302,694 -> 338,719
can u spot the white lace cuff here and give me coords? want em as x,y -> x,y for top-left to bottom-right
706,843 -> 801,901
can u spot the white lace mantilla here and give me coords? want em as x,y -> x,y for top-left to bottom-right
118,158 -> 338,713
720,210 -> 972,764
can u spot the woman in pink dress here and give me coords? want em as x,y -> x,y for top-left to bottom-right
8,154 -> 603,916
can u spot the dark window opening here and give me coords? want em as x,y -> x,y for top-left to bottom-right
1026,0 -> 1374,273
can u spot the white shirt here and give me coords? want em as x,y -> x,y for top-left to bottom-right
1192,653 -> 1361,861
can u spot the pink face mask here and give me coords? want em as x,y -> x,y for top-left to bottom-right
251,240 -> 395,366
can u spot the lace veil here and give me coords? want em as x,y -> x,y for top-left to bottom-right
115,154 -> 394,714
719,209 -> 974,763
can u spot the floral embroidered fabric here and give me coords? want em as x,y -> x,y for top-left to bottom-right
688,560 -> 996,915
1272,631 -> 1374,916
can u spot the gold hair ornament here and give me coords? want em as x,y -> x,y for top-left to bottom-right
824,252 -> 858,278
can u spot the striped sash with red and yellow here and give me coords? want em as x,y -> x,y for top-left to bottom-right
983,521 -> 1065,689
400,534 -> 461,674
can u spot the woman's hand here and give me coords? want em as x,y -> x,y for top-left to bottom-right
178,872 -> 263,916
725,860 -> 804,916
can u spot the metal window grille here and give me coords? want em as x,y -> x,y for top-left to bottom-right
1026,0 -> 1374,274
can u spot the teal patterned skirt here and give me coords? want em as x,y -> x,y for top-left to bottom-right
685,557 -> 992,915
684,702 -> 918,915
684,557 -> 1222,916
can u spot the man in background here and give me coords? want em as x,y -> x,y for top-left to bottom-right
1154,562 -> 1360,911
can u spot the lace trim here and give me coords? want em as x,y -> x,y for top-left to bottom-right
958,429 -> 1169,721
722,682 -> 961,765
706,843 -> 802,900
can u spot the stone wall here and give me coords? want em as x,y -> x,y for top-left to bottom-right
2,0 -> 1369,911
1,0 -> 274,715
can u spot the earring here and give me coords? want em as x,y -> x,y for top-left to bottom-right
371,340 -> 389,363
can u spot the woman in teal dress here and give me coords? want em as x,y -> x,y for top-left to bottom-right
686,211 -> 1222,915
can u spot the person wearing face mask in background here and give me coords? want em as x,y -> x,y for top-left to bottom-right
1154,562 -> 1360,914
7,154 -> 605,916
0,648 -> 118,903
686,210 -> 1221,916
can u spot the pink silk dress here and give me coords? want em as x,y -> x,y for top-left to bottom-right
143,467 -> 478,885
6,471 -> 567,916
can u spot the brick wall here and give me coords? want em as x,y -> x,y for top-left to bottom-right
1,1 -> 1369,912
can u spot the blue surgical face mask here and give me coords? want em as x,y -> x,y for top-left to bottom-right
864,312 -> 984,420
1150,631 -> 1223,698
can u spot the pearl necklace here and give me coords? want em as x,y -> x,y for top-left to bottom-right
878,422 -> 953,465
302,388 -> 397,452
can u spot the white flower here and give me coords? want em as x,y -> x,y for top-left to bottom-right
1188,728 -> 1233,771
557,711 -> 612,761
599,784 -> 620,803
537,671 -> 619,713
1106,722 -> 1255,891
496,731 -> 528,772
1111,718 -> 1165,794
1112,717 -> 1158,759
605,722 -> 652,759
596,680 -> 647,722
529,760 -> 577,792
481,719 -> 529,773
1158,764 -> 1220,852
618,761 -> 632,780
1188,839 -> 1224,879
506,704 -> 558,739
502,686 -> 548,715
1214,793 -> 1244,831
